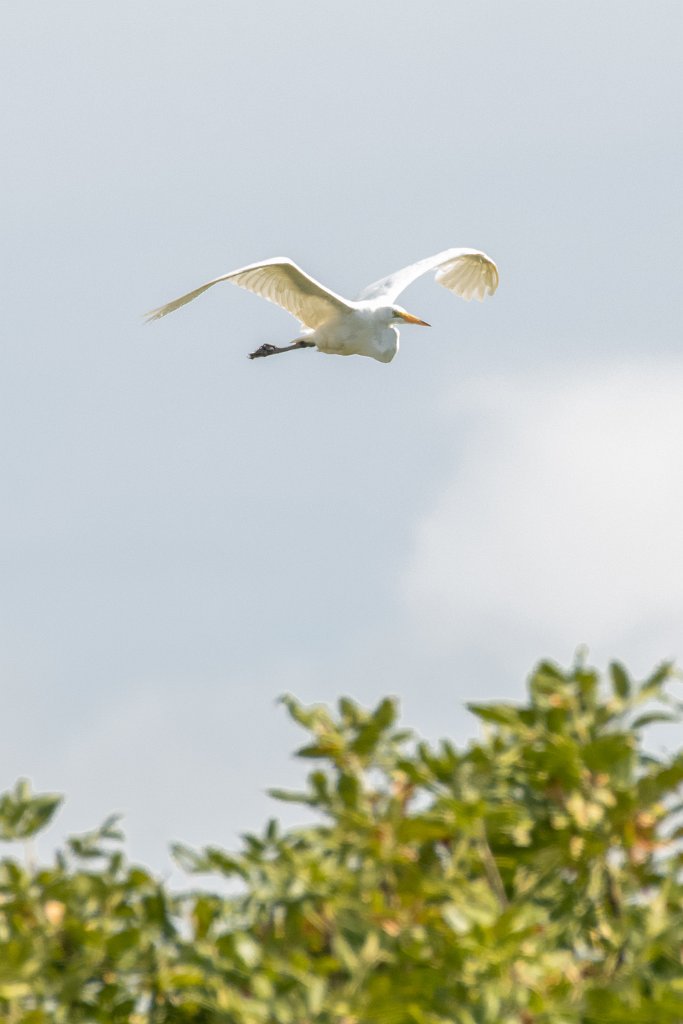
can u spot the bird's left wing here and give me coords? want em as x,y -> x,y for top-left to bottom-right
358,248 -> 499,304
145,257 -> 354,329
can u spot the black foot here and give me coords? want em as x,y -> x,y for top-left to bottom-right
248,340 -> 316,360
248,343 -> 279,360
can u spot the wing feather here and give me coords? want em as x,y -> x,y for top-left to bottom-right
145,257 -> 353,329
358,248 -> 499,304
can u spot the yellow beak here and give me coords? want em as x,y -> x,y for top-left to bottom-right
398,311 -> 430,326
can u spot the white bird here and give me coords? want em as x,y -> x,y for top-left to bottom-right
145,248 -> 499,364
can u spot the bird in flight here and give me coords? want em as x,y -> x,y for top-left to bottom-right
145,248 -> 498,364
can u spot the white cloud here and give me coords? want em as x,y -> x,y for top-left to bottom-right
402,360 -> 683,677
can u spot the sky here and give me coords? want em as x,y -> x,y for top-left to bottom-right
1,1 -> 682,871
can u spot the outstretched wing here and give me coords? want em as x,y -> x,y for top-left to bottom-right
145,257 -> 354,329
358,248 -> 499,304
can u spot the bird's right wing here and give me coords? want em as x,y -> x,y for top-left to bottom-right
145,257 -> 354,329
358,248 -> 499,304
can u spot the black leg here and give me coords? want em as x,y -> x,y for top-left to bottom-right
248,340 -> 315,360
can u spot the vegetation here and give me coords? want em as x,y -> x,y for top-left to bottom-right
1,659 -> 682,1023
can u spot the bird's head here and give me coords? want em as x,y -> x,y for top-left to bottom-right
390,305 -> 430,327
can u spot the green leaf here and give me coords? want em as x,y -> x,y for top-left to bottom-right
396,817 -> 453,843
467,703 -> 525,728
267,787 -> 315,804
610,661 -> 631,699
171,841 -> 206,873
632,711 -> 677,729
636,661 -> 676,704
337,772 -> 360,808
0,779 -> 62,840
372,697 -> 398,731
582,733 -> 634,773
296,741 -> 339,759
106,927 -> 141,958
66,814 -> 124,859
638,753 -> 683,803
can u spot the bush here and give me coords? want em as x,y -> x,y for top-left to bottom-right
1,658 -> 682,1022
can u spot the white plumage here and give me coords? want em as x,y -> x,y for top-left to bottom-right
145,248 -> 499,364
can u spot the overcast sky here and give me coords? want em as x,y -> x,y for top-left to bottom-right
2,1 -> 682,871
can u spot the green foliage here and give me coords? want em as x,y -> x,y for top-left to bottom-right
0,779 -> 62,841
1,659 -> 682,1022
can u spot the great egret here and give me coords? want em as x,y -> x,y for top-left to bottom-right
145,248 -> 498,364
